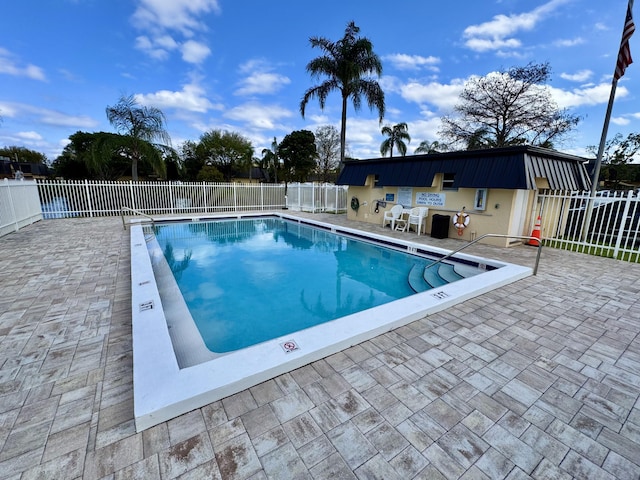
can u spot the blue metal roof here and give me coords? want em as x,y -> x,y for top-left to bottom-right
337,146 -> 592,191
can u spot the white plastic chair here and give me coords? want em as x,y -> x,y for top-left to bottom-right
407,207 -> 429,235
382,204 -> 404,230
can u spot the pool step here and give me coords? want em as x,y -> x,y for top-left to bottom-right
432,263 -> 464,284
407,262 -> 466,293
408,263 -> 430,292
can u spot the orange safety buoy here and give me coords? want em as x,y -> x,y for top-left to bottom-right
452,210 -> 470,236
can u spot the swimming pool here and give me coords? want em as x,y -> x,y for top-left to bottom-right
131,212 -> 532,431
149,217 -> 486,359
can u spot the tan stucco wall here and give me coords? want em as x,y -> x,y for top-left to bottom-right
347,177 -> 536,247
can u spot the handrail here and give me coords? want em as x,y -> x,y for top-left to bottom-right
425,234 -> 543,275
120,206 -> 156,230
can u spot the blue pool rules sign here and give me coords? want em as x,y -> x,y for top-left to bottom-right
416,192 -> 445,207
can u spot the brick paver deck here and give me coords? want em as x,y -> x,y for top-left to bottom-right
0,214 -> 639,479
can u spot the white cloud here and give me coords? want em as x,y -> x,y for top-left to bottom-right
135,81 -> 221,113
464,37 -> 521,52
235,60 -> 291,96
549,83 -> 628,109
553,37 -> 584,47
135,35 -> 175,60
560,69 -> 593,82
131,0 -> 221,36
235,72 -> 290,96
39,111 -> 98,128
383,54 -> 440,72
463,0 -> 569,52
611,116 -> 630,126
131,0 -> 219,63
342,118 -> 381,159
399,79 -> 466,111
136,35 -> 212,64
224,102 -> 294,130
181,40 -> 211,64
406,118 -> 443,145
0,48 -> 46,81
15,131 -> 44,141
156,35 -> 179,50
0,102 -> 18,117
0,102 -> 98,130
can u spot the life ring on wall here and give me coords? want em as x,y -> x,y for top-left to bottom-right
350,197 -> 360,211
453,211 -> 470,236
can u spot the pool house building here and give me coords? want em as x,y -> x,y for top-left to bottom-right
337,145 -> 592,247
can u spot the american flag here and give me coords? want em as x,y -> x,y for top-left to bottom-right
615,4 -> 636,80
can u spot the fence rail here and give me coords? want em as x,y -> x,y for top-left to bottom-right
0,179 -> 43,237
538,189 -> 640,262
36,180 -> 348,218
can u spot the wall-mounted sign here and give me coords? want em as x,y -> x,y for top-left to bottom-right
385,193 -> 395,202
397,187 -> 413,207
416,192 -> 446,207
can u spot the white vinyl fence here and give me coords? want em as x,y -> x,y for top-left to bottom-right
36,180 -> 348,218
0,179 -> 43,237
537,189 -> 640,262
285,183 -> 348,213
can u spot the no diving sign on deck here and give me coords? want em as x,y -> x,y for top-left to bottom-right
280,340 -> 299,353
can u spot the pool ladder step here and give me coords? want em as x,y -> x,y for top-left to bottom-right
407,263 -> 464,293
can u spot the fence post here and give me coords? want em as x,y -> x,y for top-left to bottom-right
260,183 -> 264,210
84,180 -> 94,217
233,183 -> 238,212
314,183 -> 318,213
169,182 -> 174,214
129,181 -> 135,211
4,179 -> 18,232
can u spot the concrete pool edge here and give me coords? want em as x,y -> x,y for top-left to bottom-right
131,213 -> 532,432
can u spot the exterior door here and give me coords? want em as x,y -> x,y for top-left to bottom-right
508,189 -> 529,242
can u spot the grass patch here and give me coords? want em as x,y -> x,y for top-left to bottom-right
544,238 -> 639,262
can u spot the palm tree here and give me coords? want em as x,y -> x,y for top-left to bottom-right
414,140 -> 445,154
261,136 -> 279,183
380,122 -> 410,157
466,127 -> 497,151
106,94 -> 171,180
300,21 -> 385,166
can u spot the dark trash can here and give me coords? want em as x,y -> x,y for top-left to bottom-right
431,214 -> 450,239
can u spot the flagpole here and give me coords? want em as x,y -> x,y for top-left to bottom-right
583,0 -> 634,241
590,81 -> 618,196
590,0 -> 634,195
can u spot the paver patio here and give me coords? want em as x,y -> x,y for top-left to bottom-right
0,213 -> 639,479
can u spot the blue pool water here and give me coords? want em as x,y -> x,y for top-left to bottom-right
151,217 -> 480,353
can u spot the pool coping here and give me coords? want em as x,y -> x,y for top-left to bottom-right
131,212 -> 532,431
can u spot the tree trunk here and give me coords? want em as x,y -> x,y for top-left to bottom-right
340,94 -> 348,166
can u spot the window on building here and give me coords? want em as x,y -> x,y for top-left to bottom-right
442,172 -> 456,190
365,174 -> 381,188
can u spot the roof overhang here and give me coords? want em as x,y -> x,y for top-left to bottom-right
337,146 -> 592,191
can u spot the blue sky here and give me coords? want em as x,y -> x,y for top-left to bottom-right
1,0 -> 638,163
